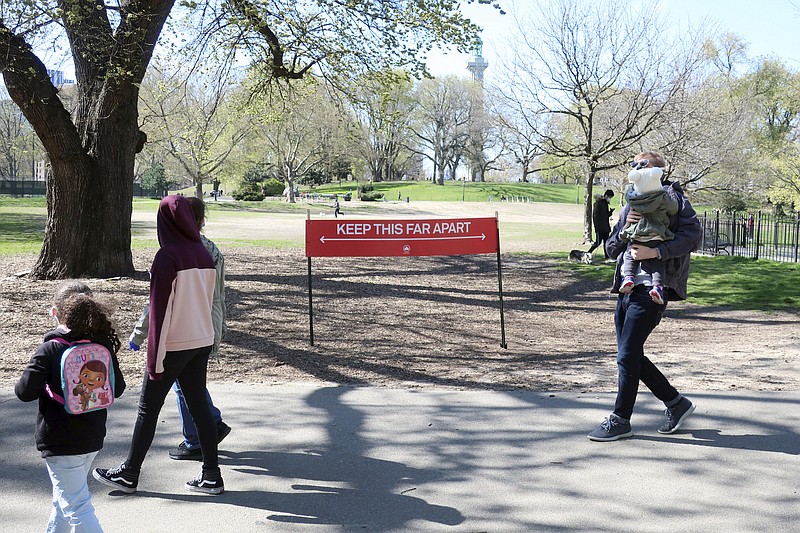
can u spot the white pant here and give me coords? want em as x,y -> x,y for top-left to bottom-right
44,451 -> 103,533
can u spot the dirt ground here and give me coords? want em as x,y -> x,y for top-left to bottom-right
1,201 -> 798,392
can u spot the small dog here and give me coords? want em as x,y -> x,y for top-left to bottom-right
568,250 -> 593,264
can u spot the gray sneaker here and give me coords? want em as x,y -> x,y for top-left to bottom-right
658,397 -> 696,434
588,414 -> 633,442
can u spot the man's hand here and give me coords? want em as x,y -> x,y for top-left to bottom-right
625,209 -> 642,227
630,244 -> 659,260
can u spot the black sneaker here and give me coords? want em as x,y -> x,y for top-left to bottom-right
217,421 -> 231,444
658,397 -> 696,434
185,471 -> 224,495
169,421 -> 232,460
93,464 -> 138,494
169,442 -> 203,461
588,414 -> 634,442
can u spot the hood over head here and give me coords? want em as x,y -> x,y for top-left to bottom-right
157,195 -> 201,247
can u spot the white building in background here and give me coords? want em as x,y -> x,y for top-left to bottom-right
47,69 -> 74,87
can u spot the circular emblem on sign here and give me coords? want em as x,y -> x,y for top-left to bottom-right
402,244 -> 411,254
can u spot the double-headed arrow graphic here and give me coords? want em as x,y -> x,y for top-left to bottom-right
319,234 -> 487,243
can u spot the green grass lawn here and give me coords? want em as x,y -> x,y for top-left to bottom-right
557,253 -> 799,311
2,195 -> 797,312
309,180 -> 584,203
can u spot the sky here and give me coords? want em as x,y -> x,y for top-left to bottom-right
426,0 -> 800,79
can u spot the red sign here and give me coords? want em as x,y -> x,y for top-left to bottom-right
305,217 -> 499,257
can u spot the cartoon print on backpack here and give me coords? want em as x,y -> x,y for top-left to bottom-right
72,360 -> 110,411
47,339 -> 116,414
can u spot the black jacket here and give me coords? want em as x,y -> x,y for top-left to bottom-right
592,196 -> 613,235
15,328 -> 126,457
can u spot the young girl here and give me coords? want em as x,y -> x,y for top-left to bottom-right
15,280 -> 126,532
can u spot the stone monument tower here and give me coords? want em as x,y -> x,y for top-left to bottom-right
466,39 -> 489,85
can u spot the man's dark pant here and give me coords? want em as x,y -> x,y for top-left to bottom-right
613,286 -> 678,420
588,231 -> 610,258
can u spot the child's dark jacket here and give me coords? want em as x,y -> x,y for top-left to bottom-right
15,328 -> 126,457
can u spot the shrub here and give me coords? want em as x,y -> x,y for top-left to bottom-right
718,191 -> 748,214
261,178 -> 284,196
233,190 -> 265,202
360,191 -> 384,202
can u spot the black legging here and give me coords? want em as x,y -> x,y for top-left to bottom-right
126,346 -> 219,475
588,231 -> 611,258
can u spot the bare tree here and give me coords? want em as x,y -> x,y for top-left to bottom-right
349,72 -> 417,182
246,80 -> 344,202
411,76 -> 472,184
490,87 -> 545,182
0,93 -> 34,181
505,0 -> 707,241
464,86 -> 506,182
139,59 -> 249,198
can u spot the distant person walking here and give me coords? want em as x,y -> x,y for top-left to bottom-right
16,281 -> 126,532
587,189 -> 615,261
334,196 -> 341,218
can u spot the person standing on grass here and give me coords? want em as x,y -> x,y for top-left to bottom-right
587,189 -> 615,262
128,196 -> 231,462
94,195 -> 224,495
16,281 -> 126,532
588,151 -> 702,442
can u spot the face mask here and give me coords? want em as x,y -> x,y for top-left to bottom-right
627,167 -> 664,194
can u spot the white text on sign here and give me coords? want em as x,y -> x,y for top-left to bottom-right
336,221 -> 473,236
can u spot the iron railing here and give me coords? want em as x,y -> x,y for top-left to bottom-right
699,211 -> 800,263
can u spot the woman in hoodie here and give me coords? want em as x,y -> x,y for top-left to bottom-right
93,195 -> 224,495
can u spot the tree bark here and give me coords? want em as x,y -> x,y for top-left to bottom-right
584,164 -> 596,243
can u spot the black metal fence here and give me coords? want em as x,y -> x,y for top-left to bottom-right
699,211 -> 800,263
0,179 -> 46,196
1,180 -> 157,198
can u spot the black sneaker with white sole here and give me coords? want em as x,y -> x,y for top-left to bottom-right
93,464 -> 139,494
185,471 -> 224,495
169,421 -> 232,461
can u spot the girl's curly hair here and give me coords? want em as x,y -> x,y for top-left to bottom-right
59,293 -> 121,354
53,280 -> 93,309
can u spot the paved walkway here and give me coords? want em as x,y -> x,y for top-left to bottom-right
2,383 -> 799,532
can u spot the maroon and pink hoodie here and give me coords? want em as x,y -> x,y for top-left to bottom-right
147,196 -> 216,380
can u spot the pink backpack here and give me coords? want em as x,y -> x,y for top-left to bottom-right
45,338 -> 115,414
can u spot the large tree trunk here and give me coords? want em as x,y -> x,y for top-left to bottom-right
33,85 -> 139,279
